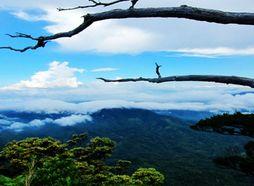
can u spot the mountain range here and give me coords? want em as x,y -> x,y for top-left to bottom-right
0,108 -> 253,185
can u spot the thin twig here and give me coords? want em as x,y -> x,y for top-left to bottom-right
58,0 -> 130,11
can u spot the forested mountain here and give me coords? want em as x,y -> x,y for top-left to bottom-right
0,109 -> 253,185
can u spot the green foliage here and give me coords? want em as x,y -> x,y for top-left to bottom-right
131,168 -> 165,185
106,175 -> 131,185
115,160 -> 132,174
0,137 -> 65,174
191,112 -> 254,137
84,137 -> 116,161
32,157 -> 84,186
0,175 -> 25,186
192,112 -> 254,176
213,141 -> 254,176
0,133 -> 164,186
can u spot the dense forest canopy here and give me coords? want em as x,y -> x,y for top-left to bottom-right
0,133 -> 165,185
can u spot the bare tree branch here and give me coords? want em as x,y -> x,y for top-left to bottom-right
155,63 -> 162,78
97,75 -> 254,88
2,5 -> 254,52
0,36 -> 48,52
130,0 -> 139,9
58,0 -> 130,11
6,32 -> 38,40
0,46 -> 39,52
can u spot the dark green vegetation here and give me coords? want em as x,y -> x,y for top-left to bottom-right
0,133 -> 164,186
192,112 -> 254,177
0,109 -> 253,185
192,112 -> 254,137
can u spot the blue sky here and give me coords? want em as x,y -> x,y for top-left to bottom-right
0,0 -> 254,114
1,6 -> 254,85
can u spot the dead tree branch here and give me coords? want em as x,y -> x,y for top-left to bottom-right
2,5 -> 254,52
155,63 -> 162,78
6,32 -> 38,40
97,75 -> 254,88
0,34 -> 48,52
130,0 -> 139,9
58,0 -> 131,11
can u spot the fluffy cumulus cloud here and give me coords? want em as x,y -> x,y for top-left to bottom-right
2,0 -> 254,55
4,61 -> 84,90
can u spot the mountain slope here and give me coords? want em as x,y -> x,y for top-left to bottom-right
0,109 -> 253,185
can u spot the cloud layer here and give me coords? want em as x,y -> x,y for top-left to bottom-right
0,80 -> 253,114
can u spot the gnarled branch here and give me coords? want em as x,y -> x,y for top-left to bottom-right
2,5 -> 254,52
97,75 -> 254,88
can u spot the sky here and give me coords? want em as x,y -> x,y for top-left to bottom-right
0,0 -> 254,115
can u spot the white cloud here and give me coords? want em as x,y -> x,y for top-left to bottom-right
54,114 -> 92,126
91,67 -> 118,72
11,10 -> 44,21
7,122 -> 30,132
0,119 -> 12,126
4,61 -> 84,90
51,20 -> 158,54
7,119 -> 48,132
176,47 -> 254,57
5,114 -> 92,132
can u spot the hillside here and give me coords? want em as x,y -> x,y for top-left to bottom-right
0,109 -> 253,185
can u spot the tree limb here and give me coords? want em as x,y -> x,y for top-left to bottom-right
97,75 -> 254,88
2,5 -> 254,52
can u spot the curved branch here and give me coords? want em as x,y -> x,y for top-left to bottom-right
2,5 -> 254,52
97,75 -> 254,88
